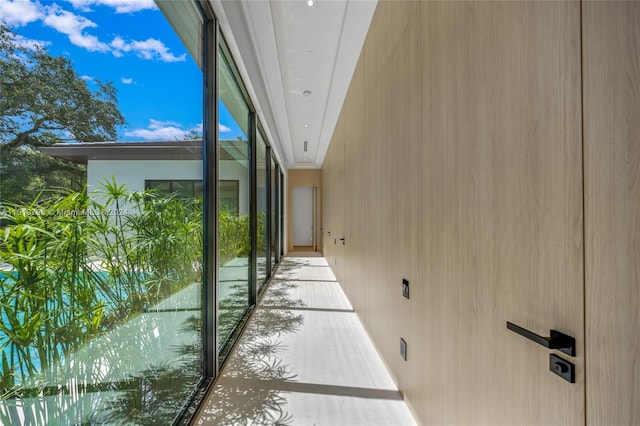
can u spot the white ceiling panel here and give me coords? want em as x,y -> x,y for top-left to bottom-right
209,0 -> 377,169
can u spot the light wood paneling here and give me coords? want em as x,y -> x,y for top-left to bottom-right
584,2 -> 640,424
361,2 -> 424,408
420,2 -> 584,424
363,1 -> 419,92
342,58 -> 366,315
322,110 -> 345,279
287,169 -> 322,253
323,1 -> 585,424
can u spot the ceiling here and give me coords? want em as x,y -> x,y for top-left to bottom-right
210,0 -> 378,170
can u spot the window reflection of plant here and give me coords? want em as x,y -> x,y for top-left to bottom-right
0,178 -> 284,424
218,210 -> 249,266
0,178 -> 203,418
0,311 -> 202,425
89,313 -> 202,425
218,208 -> 267,360
218,211 -> 267,267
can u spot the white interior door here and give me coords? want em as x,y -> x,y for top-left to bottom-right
293,187 -> 313,247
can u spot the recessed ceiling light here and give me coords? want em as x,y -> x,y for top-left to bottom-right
304,124 -> 309,128
303,90 -> 311,97
307,0 -> 315,7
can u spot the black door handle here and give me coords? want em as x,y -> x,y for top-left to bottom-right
506,321 -> 575,357
339,237 -> 345,245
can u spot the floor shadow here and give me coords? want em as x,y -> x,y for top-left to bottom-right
197,280 -> 306,425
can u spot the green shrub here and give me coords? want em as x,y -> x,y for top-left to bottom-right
0,179 -> 203,394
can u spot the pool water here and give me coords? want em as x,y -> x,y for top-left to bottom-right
0,269 -> 149,384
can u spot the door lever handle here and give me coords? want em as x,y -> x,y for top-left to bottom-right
506,321 -> 575,357
339,237 -> 345,245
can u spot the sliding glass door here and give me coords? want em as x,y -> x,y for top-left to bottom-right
256,130 -> 269,292
217,40 -> 251,362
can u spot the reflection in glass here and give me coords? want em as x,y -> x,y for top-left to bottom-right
270,157 -> 277,272
0,16 -> 203,426
0,145 -> 204,424
257,131 -> 268,292
281,172 -> 285,257
217,42 -> 250,362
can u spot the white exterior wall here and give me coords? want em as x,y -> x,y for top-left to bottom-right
87,160 -> 202,194
220,160 -> 249,216
87,159 -> 249,216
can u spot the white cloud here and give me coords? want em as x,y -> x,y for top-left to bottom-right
67,0 -> 156,14
81,74 -> 93,81
110,35 -> 126,50
219,123 -> 232,133
43,4 -> 109,52
125,119 -> 188,141
121,77 -> 133,84
12,33 -> 49,50
0,0 -> 42,26
2,2 -> 183,62
111,36 -> 185,63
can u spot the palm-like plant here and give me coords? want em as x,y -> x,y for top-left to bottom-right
0,179 -> 204,403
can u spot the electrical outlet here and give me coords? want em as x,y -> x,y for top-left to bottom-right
402,279 -> 409,299
400,338 -> 407,361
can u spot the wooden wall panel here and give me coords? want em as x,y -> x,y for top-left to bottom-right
322,112 -> 345,278
287,169 -> 322,252
355,1 -> 422,390
363,3 -> 424,408
321,1 -> 595,424
320,1 -> 640,424
342,58 -> 366,315
420,2 -> 584,424
584,2 -> 640,424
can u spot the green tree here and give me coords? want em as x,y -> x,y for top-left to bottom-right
0,24 -> 125,203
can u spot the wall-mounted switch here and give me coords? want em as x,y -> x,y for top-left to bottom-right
400,338 -> 407,361
402,279 -> 410,299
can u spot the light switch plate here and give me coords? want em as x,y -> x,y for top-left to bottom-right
400,338 -> 407,361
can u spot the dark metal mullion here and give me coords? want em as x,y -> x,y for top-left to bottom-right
265,145 -> 272,277
202,14 -> 218,378
248,112 -> 258,306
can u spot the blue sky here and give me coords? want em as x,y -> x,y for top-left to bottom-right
1,0 -> 244,142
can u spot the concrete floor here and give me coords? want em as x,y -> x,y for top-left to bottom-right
195,256 -> 417,426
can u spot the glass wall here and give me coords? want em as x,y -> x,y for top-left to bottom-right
270,157 -> 278,271
217,40 -> 251,362
281,171 -> 286,257
0,2 -> 286,422
256,130 -> 269,291
0,6 -> 203,424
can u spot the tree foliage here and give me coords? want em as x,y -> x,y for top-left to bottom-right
0,24 -> 125,203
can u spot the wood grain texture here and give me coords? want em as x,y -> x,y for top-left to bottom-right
321,112 -> 345,279
342,58 -> 366,316
362,3 -> 424,410
420,2 -> 584,424
287,170 -> 322,252
583,2 -> 640,424
323,1 -> 585,424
